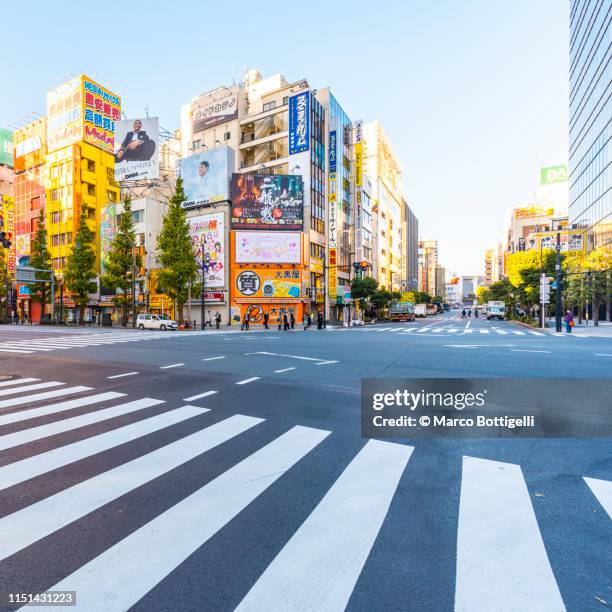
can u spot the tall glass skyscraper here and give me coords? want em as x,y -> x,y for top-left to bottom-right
569,0 -> 611,257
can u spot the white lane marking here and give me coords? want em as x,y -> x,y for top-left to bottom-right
465,320 -> 471,329
479,329 -> 490,334
529,331 -> 545,336
455,456 -> 564,612
0,397 -> 163,452
0,343 -> 55,351
444,345 -> 478,349
512,331 -> 526,335
0,378 -> 40,388
0,406 -> 208,492
245,351 -> 326,362
274,367 -> 296,373
106,372 -> 139,379
183,390 -> 218,401
401,328 -> 416,333
160,363 -> 184,369
0,386 -> 92,410
0,381 -> 64,398
236,377 -> 260,385
432,328 -> 445,333
0,348 -> 34,354
595,353 -> 612,357
510,349 -> 551,354
315,360 -> 339,365
462,329 -> 475,334
37,425 -> 328,612
584,477 -> 612,520
496,330 -> 509,335
202,356 -> 226,361
447,328 -> 459,333
0,414 -> 262,564
237,440 -> 412,612
0,391 -> 124,427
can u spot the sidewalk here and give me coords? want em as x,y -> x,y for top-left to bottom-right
543,318 -> 612,338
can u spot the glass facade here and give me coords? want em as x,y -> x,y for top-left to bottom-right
569,0 -> 612,255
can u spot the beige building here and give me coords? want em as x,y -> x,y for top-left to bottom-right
418,239 -> 438,295
363,121 -> 403,291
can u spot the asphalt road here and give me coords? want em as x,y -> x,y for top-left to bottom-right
0,313 -> 610,612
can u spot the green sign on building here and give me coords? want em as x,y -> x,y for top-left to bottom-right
0,128 -> 13,168
540,164 -> 568,185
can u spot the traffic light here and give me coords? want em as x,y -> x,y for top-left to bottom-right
0,231 -> 11,248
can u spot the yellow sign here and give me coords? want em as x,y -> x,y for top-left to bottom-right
514,205 -> 554,220
329,248 -> 337,302
354,142 -> 363,187
46,75 -> 121,154
311,258 -> 323,274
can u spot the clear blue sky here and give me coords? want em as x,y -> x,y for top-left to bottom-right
1,0 -> 569,275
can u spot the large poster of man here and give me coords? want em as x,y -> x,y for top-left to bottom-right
231,174 -> 304,230
176,148 -> 232,209
114,117 -> 159,181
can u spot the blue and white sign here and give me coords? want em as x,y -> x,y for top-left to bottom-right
288,91 -> 310,155
329,130 -> 337,173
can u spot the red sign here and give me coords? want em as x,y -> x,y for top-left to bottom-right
203,291 -> 224,302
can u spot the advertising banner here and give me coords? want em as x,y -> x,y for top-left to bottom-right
177,148 -> 231,208
329,130 -> 337,173
231,174 -> 304,230
540,233 -> 584,251
99,203 -> 116,275
188,212 -> 225,288
288,91 -> 310,155
514,205 -> 554,220
16,234 -> 31,257
46,77 -> 83,153
0,128 -> 13,167
0,195 -> 15,279
82,77 -> 121,153
192,91 -> 239,132
540,164 -> 568,185
114,117 -> 159,181
234,231 -> 301,264
233,268 -> 302,299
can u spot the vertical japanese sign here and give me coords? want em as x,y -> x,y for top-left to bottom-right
99,203 -> 116,275
329,130 -> 337,173
0,195 -> 16,279
288,91 -> 310,155
328,125 -> 338,302
82,77 -> 121,153
354,120 -> 364,262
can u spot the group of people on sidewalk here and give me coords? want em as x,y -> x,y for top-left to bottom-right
241,311 -> 325,331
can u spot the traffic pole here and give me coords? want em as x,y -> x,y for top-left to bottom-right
555,232 -> 562,332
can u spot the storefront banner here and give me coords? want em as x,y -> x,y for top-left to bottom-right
235,231 -> 301,264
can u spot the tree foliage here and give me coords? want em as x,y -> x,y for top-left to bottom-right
29,209 -> 52,309
156,178 -> 198,320
101,197 -> 142,326
351,276 -> 378,311
64,204 -> 97,325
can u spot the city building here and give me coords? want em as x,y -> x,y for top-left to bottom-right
401,200 -> 419,293
363,121 -> 403,291
445,275 -> 485,306
0,128 -> 14,197
435,266 -> 446,299
569,0 -> 611,259
12,118 -> 47,321
418,239 -> 438,295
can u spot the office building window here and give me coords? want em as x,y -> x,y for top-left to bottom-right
263,101 -> 277,112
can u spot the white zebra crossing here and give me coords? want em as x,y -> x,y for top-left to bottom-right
0,379 -> 607,611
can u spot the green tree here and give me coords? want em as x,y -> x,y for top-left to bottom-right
156,178 -> 198,321
64,204 -> 97,325
370,289 -> 394,315
351,276 -> 378,312
101,197 -> 142,326
29,209 -> 53,314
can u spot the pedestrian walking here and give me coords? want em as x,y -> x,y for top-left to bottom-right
468,309 -> 472,318
304,312 -> 312,330
474,308 -> 479,318
205,312 -> 213,328
564,310 -> 574,333
461,309 -> 466,319
290,312 -> 295,329
215,311 -> 221,329
242,313 -> 250,331
283,313 -> 290,331
263,312 -> 269,329
317,311 -> 323,330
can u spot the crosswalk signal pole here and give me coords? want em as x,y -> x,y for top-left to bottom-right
555,232 -> 562,333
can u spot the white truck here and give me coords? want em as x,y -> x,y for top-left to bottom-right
486,300 -> 506,321
414,304 -> 427,318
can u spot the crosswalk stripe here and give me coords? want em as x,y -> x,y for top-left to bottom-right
0,386 -> 92,410
0,405 -> 208,492
0,397 -> 163,452
447,328 -> 459,333
0,414 -> 263,563
32,424 -> 329,612
479,329 -> 490,334
455,456 -> 564,611
0,348 -> 34,354
584,477 -> 612,520
0,378 -> 40,388
183,390 -> 218,401
237,440 -> 413,612
496,330 -> 508,335
0,381 -> 64,398
0,343 -> 55,351
0,391 -> 124,427
512,331 -> 526,335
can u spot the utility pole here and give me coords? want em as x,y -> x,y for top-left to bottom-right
131,246 -> 137,328
555,232 -> 562,332
200,238 -> 207,331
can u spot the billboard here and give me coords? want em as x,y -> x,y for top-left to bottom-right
188,212 -> 225,288
47,75 -> 121,154
233,268 -> 302,299
231,174 -> 304,230
288,91 -> 310,155
513,205 -> 555,220
192,91 -> 239,132
540,164 -> 568,185
329,130 -> 337,173
0,128 -> 13,167
0,195 -> 15,279
177,148 -> 232,208
540,233 -> 584,251
114,117 -> 159,181
100,203 -> 116,274
16,234 -> 31,257
234,231 -> 301,264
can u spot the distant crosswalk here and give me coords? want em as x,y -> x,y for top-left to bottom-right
332,325 -> 545,336
0,377 -> 607,611
0,330 -> 215,354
